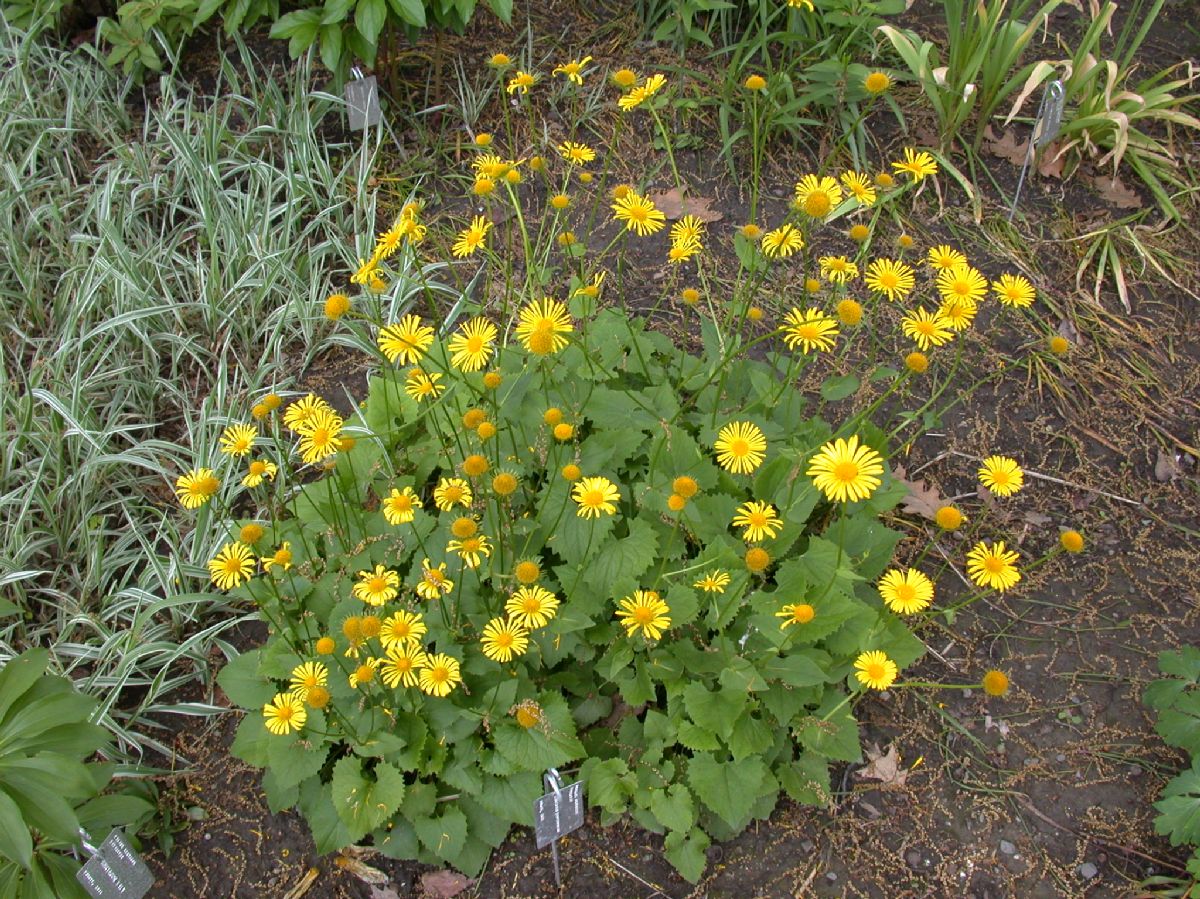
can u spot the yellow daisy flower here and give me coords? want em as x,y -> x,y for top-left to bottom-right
263,692 -> 306,735
714,421 -> 767,474
878,568 -> 934,614
416,559 -> 454,600
242,458 -> 278,488
781,307 -> 839,353
378,315 -> 435,365
615,590 -> 671,640
379,609 -> 427,648
901,308 -> 954,350
693,570 -> 731,594
433,477 -> 472,511
506,586 -> 560,629
382,486 -> 421,524
794,174 -> 843,218
480,617 -> 530,662
515,298 -> 574,355
731,500 -> 782,542
447,317 -> 497,372
572,476 -> 621,518
854,650 -> 898,690
966,541 -> 1021,592
992,273 -> 1036,308
618,73 -> 667,110
353,565 -> 400,606
806,435 -> 884,503
864,258 -> 916,301
209,542 -> 255,591
761,223 -> 804,258
219,423 -> 257,457
978,455 -> 1023,496
611,191 -> 667,236
452,215 -> 492,258
379,643 -> 429,688
175,468 -> 220,509
419,653 -> 463,696
552,56 -> 593,85
892,147 -> 939,181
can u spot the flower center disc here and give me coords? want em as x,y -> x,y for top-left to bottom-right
834,461 -> 859,482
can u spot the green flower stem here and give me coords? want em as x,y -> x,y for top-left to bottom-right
648,106 -> 684,194
935,548 -> 1063,618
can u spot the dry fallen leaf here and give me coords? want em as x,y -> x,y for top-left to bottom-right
893,464 -> 945,521
335,854 -> 389,885
645,187 -> 724,222
1056,318 -> 1082,346
1092,174 -> 1142,209
1155,448 -> 1181,482
857,743 -> 909,787
420,869 -> 475,899
1037,141 -> 1066,179
985,128 -> 1029,167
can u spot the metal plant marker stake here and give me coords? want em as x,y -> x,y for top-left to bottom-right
346,66 -> 381,131
533,767 -> 585,887
1008,80 -> 1065,223
75,828 -> 153,899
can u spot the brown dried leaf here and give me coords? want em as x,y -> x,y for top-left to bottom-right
335,854 -> 389,885
893,464 -> 945,520
1093,174 -> 1142,209
986,129 -> 1029,167
420,870 -> 475,899
645,188 -> 724,222
857,743 -> 909,787
1037,142 -> 1066,179
1155,448 -> 1181,482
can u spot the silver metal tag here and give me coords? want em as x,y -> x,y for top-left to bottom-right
346,75 -> 381,131
534,770 -> 584,849
75,830 -> 153,899
1034,80 -> 1065,148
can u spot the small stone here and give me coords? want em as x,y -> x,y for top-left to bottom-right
1078,862 -> 1099,880
999,840 -> 1016,856
1129,765 -> 1143,776
905,850 -> 923,869
1055,753 -> 1066,762
826,872 -> 838,882
800,840 -> 815,852
963,689 -> 973,698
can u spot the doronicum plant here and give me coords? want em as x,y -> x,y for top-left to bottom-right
187,63 -> 1061,882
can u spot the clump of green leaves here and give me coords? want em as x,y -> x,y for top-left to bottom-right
1145,648 -> 1200,886
217,297 -> 923,880
0,650 -> 156,898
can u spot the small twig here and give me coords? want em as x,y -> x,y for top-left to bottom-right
947,451 -> 1142,506
281,867 -> 319,899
